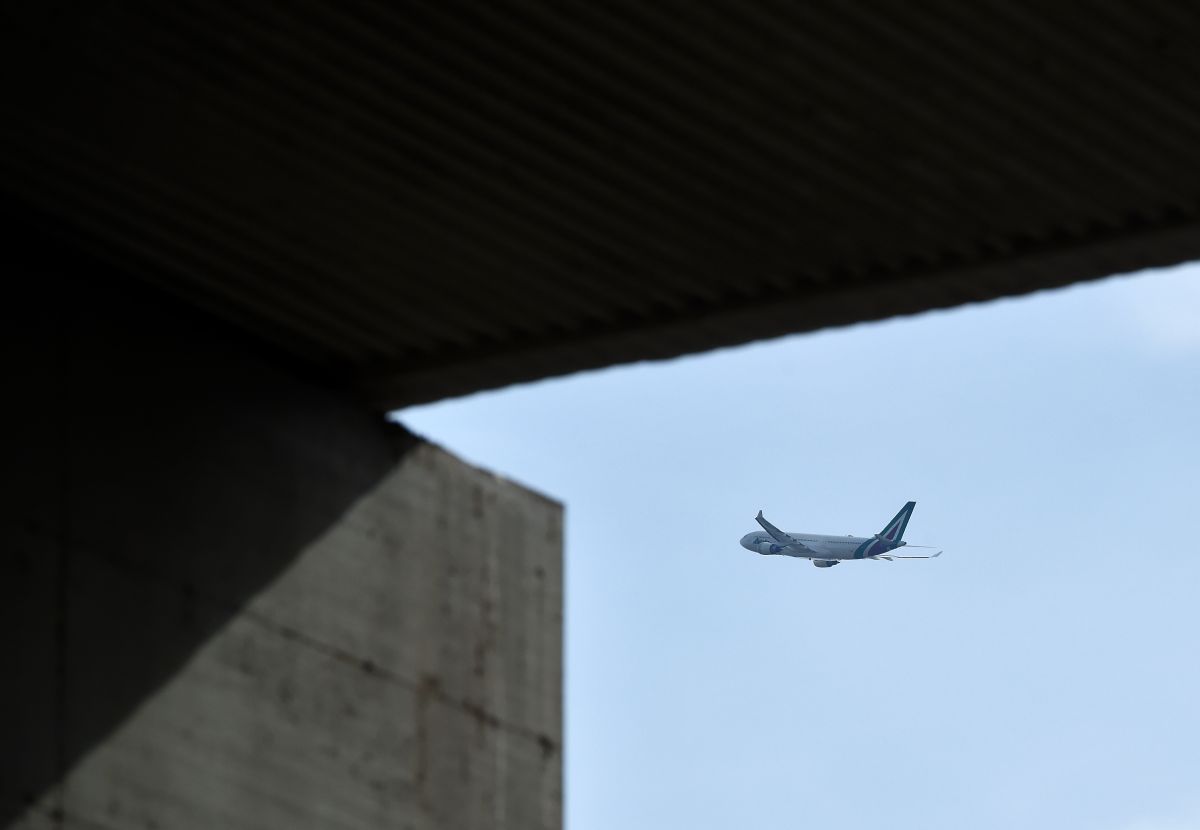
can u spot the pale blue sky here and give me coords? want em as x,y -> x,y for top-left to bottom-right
398,268 -> 1200,830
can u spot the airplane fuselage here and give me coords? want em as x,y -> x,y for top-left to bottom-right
739,532 -> 905,562
743,502 -> 936,568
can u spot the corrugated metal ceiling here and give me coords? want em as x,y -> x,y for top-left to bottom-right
4,2 -> 1200,406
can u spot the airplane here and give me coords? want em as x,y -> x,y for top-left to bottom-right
739,501 -> 941,568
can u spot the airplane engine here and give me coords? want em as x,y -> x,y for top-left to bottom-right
758,542 -> 785,555
812,559 -> 839,568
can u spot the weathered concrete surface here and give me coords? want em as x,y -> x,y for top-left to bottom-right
55,442 -> 561,830
1,250 -> 562,829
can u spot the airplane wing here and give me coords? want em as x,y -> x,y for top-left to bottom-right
755,511 -> 818,555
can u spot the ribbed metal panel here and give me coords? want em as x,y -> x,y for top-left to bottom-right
4,2 -> 1200,406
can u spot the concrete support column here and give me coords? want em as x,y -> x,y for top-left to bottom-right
2,263 -> 562,829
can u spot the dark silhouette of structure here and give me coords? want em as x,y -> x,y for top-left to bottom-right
4,3 -> 1199,828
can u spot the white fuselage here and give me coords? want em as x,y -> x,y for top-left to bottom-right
739,532 -> 901,561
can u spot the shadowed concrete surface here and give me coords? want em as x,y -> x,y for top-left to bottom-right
1,242 -> 562,828
6,3 -> 1200,405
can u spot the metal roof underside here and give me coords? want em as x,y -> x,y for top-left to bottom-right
5,2 -> 1200,407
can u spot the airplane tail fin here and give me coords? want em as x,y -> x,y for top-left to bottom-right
878,501 -> 916,544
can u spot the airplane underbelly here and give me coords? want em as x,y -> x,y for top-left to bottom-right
754,541 -> 855,560
756,542 -> 816,558
808,546 -> 846,560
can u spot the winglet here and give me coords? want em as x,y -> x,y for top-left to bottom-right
754,510 -> 793,545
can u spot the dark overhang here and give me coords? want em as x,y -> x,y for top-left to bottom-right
5,2 -> 1200,407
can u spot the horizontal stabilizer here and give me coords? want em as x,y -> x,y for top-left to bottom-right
878,550 -> 942,560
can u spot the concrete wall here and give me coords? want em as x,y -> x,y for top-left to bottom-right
1,252 -> 562,829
